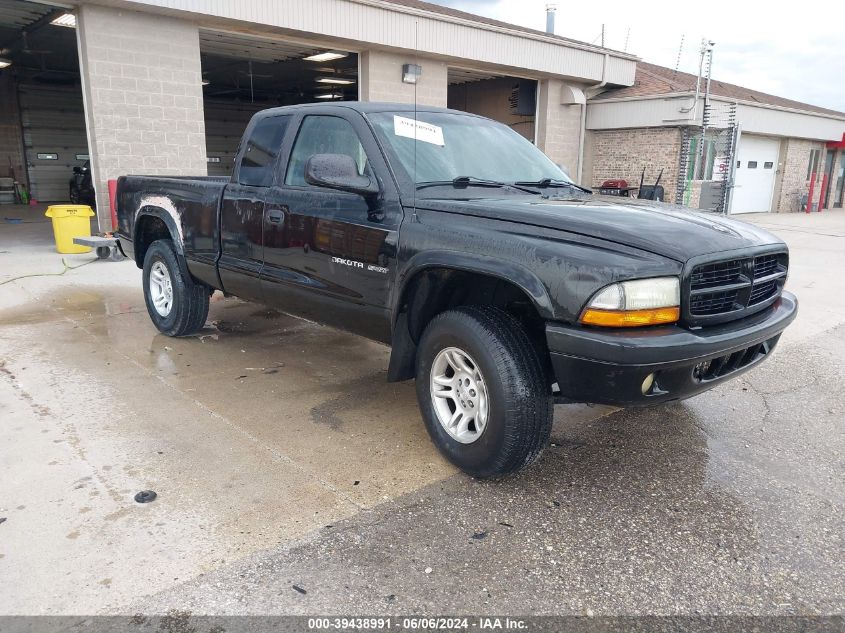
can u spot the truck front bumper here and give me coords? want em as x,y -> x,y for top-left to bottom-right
546,291 -> 798,407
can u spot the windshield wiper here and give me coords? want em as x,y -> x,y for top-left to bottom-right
514,178 -> 593,194
416,176 -> 537,195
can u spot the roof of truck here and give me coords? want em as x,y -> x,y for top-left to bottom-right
254,101 -> 465,118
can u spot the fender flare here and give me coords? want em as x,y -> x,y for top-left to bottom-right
393,250 -> 556,324
385,252 -> 555,383
133,206 -> 191,280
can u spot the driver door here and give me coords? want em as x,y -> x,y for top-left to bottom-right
261,112 -> 400,342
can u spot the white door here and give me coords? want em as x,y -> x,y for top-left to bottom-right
731,135 -> 779,213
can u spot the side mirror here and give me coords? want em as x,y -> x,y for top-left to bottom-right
304,154 -> 378,198
73,166 -> 83,175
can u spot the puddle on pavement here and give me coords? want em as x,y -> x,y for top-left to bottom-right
3,284 -> 716,534
0,286 -> 443,505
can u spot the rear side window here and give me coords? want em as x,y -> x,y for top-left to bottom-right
285,115 -> 370,187
238,115 -> 290,187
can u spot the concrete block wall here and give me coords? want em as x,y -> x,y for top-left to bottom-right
77,4 -> 207,228
535,79 -> 583,181
773,138 -> 828,212
586,127 -> 683,203
359,50 -> 447,107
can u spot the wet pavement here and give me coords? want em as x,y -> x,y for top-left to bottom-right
0,206 -> 843,616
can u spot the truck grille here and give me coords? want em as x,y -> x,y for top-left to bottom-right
689,259 -> 743,289
749,279 -> 778,304
690,289 -> 739,315
686,250 -> 788,325
753,254 -> 780,278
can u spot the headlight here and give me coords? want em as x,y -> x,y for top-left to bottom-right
580,277 -> 680,327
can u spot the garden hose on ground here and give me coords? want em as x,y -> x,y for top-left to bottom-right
0,257 -> 98,287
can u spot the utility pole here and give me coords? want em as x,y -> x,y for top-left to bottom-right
690,39 -> 714,179
700,39 -> 715,176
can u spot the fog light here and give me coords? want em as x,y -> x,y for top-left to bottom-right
641,372 -> 656,395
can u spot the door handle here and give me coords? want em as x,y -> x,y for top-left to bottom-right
267,209 -> 285,225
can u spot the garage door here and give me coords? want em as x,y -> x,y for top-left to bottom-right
204,100 -> 264,178
731,135 -> 779,213
18,83 -> 88,202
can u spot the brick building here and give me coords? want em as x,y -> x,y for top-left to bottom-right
583,62 -> 845,214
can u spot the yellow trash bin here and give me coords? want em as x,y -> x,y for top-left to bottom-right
45,205 -> 96,254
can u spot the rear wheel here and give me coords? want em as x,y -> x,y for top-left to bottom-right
142,239 -> 209,337
415,306 -> 553,478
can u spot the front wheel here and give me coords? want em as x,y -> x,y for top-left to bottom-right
142,239 -> 209,337
415,306 -> 553,478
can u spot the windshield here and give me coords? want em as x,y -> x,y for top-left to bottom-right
367,111 -> 572,194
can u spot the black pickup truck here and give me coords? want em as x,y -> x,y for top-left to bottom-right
116,102 -> 797,478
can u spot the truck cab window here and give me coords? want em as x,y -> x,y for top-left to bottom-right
285,115 -> 370,187
238,115 -> 290,187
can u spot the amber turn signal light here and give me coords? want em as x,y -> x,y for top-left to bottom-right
580,306 -> 680,327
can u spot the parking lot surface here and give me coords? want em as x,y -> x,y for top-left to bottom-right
0,206 -> 842,615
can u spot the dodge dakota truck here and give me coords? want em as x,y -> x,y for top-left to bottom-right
116,102 -> 797,478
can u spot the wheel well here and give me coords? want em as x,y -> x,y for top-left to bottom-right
134,214 -> 172,267
388,267 -> 550,382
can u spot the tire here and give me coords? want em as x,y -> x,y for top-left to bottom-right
142,239 -> 209,337
415,306 -> 553,478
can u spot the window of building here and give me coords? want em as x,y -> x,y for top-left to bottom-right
807,148 -> 821,180
286,116 -> 370,187
748,161 -> 758,169
764,161 -> 773,169
238,115 -> 291,187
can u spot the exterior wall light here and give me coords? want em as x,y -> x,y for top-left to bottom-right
402,64 -> 422,84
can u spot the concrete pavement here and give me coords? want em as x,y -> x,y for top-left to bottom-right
0,205 -> 842,616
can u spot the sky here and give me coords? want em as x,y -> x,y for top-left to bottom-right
429,0 -> 845,113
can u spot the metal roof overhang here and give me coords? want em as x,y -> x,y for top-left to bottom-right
827,133 -> 845,149
77,0 -> 637,87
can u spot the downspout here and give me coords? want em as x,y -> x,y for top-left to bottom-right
578,52 -> 609,184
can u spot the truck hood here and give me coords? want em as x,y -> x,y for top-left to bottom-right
417,194 -> 784,262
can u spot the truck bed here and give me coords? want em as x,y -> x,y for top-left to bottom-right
116,174 -> 229,286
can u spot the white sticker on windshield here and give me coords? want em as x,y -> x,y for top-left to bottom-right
393,115 -> 445,146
